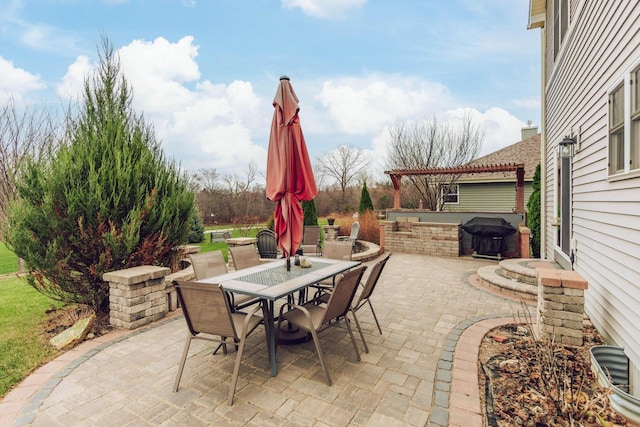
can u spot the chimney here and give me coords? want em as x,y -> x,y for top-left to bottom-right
521,120 -> 538,140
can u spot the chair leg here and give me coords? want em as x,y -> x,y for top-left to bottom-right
350,308 -> 369,353
344,317 -> 361,362
173,333 -> 193,392
367,300 -> 382,334
213,340 -> 227,355
227,334 -> 247,405
308,328 -> 332,386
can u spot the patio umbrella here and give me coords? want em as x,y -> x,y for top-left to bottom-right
266,76 -> 317,269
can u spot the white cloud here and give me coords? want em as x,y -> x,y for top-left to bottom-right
118,36 -> 200,114
363,106 -> 527,178
281,0 -> 366,19
53,36 -> 269,176
49,41 -> 527,180
56,54 -> 91,100
315,75 -> 450,135
0,56 -> 45,102
446,107 -> 526,156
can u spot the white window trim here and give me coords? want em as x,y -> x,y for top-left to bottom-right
441,184 -> 459,205
607,61 -> 640,181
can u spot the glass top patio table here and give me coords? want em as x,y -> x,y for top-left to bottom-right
198,257 -> 360,300
197,257 -> 361,377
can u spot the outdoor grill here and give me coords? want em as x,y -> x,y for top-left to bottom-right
462,217 -> 517,260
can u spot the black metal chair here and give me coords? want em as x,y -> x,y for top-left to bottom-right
256,229 -> 278,259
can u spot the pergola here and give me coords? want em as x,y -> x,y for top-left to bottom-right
384,163 -> 526,213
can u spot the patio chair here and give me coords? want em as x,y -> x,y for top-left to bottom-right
188,250 -> 228,279
349,252 -> 392,352
276,266 -> 367,386
228,245 -> 261,270
312,240 -> 355,291
337,221 -> 359,243
189,250 -> 257,310
322,240 -> 354,261
256,229 -> 278,259
299,225 -> 322,256
172,280 -> 268,405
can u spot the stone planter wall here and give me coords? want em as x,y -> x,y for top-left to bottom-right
104,266 -> 175,330
536,268 -> 588,346
380,220 -> 461,257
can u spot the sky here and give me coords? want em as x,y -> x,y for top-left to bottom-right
0,0 -> 541,183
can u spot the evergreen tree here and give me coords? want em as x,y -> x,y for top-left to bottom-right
187,210 -> 205,243
4,36 -> 194,314
302,199 -> 318,226
358,181 -> 374,214
527,163 -> 542,258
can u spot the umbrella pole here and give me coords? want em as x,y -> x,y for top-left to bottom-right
286,256 -> 291,271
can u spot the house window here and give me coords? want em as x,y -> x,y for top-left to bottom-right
609,84 -> 625,174
632,69 -> 640,169
553,0 -> 569,60
441,184 -> 459,204
608,66 -> 640,175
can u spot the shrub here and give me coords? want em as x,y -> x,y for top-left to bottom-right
3,37 -> 194,314
527,163 -> 541,258
302,199 -> 318,226
358,181 -> 374,214
335,210 -> 379,245
187,211 -> 204,243
266,212 -> 274,231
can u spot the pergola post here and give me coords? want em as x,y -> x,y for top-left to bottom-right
515,165 -> 525,213
390,174 -> 402,210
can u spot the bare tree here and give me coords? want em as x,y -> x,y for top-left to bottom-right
192,167 -> 220,192
0,97 -> 60,225
316,145 -> 369,207
385,112 -> 483,211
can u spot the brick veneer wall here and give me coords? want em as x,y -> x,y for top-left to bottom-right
536,268 -> 588,346
380,220 -> 461,257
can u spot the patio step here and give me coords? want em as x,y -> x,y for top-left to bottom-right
476,264 -> 538,302
475,258 -> 563,302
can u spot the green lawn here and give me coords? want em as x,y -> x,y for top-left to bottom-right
0,275 -> 65,397
0,243 -> 19,275
197,226 -> 262,261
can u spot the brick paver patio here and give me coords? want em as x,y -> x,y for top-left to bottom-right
1,253 -> 524,427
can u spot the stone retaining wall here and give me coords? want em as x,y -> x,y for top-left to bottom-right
380,220 -> 461,257
536,268 -> 588,346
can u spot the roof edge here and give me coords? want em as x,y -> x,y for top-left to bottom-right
528,0 -> 546,29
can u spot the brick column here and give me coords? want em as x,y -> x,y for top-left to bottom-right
103,266 -> 171,330
536,268 -> 588,346
322,225 -> 340,241
518,225 -> 531,259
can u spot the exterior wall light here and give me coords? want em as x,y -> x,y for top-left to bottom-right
559,135 -> 576,159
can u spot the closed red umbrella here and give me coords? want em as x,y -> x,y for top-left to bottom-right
266,76 -> 317,269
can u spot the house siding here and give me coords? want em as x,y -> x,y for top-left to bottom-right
444,182 -> 533,212
542,0 -> 640,393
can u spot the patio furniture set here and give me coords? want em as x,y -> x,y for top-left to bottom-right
174,240 -> 389,405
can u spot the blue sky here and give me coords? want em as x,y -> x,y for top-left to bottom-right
0,0 -> 541,182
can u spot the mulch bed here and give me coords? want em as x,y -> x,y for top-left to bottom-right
43,305 -> 111,339
478,323 -> 634,426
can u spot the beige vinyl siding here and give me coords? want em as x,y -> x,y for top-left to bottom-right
543,0 -> 640,392
443,182 -> 533,212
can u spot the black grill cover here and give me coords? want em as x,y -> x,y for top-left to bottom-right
462,217 -> 517,238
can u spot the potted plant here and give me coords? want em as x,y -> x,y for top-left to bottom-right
327,217 -> 335,226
